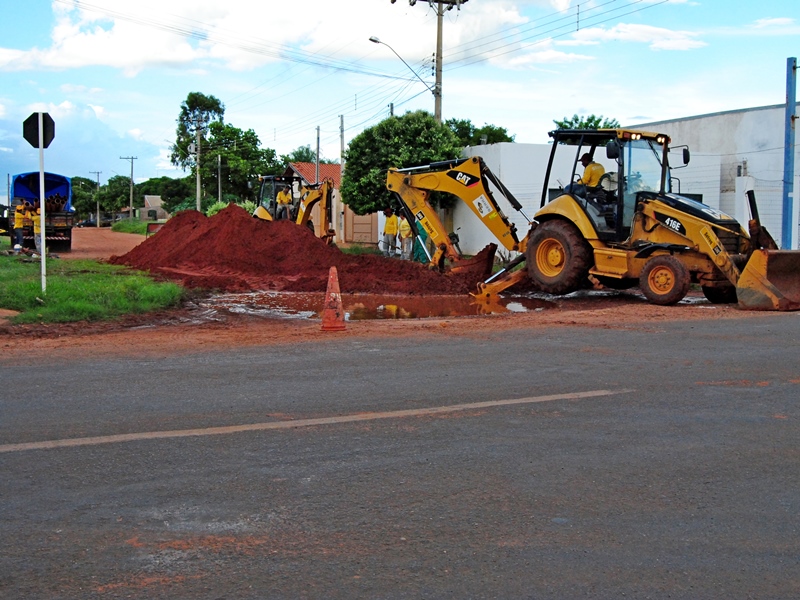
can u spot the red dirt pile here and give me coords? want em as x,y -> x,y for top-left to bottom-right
110,205 -> 496,295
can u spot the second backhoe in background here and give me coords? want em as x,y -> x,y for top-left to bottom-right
254,175 -> 336,244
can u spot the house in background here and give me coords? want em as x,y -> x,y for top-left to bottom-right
139,195 -> 170,221
285,162 -> 378,247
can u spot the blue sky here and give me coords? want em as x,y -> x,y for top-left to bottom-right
0,0 -> 798,202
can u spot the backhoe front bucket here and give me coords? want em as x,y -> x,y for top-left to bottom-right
736,249 -> 800,311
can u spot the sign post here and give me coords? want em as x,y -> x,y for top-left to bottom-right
23,112 -> 55,293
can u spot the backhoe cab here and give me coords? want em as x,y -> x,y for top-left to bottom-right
386,128 -> 800,310
254,175 -> 336,244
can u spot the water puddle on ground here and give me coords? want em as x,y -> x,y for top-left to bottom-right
201,291 -> 557,321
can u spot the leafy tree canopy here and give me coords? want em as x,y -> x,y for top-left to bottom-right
96,175 -> 132,214
202,121 -> 282,199
135,176 -> 194,215
446,118 -> 515,147
170,92 -> 225,171
280,145 -> 338,167
341,110 -> 461,215
70,176 -> 98,216
553,114 -> 621,130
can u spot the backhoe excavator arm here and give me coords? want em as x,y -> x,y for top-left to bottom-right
295,178 -> 335,242
386,157 -> 530,272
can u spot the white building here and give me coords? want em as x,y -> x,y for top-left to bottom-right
455,102 -> 799,254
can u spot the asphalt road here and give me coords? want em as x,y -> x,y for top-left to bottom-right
2,315 -> 799,599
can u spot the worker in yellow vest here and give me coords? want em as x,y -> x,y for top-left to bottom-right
382,207 -> 399,257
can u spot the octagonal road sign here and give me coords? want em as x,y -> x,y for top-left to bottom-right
23,112 -> 55,149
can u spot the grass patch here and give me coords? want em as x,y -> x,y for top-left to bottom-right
0,249 -> 184,324
111,220 -> 149,235
339,244 -> 382,256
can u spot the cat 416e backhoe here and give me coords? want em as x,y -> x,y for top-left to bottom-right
386,128 -> 800,310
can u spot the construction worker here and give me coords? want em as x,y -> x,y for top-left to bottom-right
276,185 -> 292,220
13,200 -> 29,251
29,201 -> 42,255
382,207 -> 399,257
564,153 -> 605,197
398,213 -> 413,260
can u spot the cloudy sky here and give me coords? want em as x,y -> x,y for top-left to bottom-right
0,0 -> 797,201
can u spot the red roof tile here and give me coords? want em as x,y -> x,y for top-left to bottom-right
287,162 -> 342,188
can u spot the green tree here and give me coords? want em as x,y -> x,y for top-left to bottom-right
280,144 -> 337,167
446,118 -> 515,147
96,175 -> 133,214
154,177 -> 194,214
70,176 -> 98,216
169,92 -> 225,171
341,110 -> 461,215
553,114 -> 620,129
203,121 -> 282,199
133,176 -> 194,214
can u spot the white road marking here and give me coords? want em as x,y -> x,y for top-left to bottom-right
0,389 -> 632,453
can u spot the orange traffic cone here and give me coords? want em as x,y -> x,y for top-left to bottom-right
321,266 -> 346,331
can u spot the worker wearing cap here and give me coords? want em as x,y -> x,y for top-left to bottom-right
276,186 -> 292,220
382,207 -> 399,257
565,153 -> 604,197
13,201 -> 29,249
398,213 -> 413,260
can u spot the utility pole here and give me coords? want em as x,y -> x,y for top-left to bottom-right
119,156 -> 136,219
195,126 -> 202,211
217,154 -> 222,204
315,126 -> 321,184
89,170 -> 101,227
386,0 -> 467,123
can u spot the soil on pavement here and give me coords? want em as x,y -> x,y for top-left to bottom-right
1,213 -> 768,362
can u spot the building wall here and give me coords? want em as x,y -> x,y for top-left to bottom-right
457,140 -> 721,256
635,103 -> 799,249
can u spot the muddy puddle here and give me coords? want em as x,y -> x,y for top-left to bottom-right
201,291 -> 557,321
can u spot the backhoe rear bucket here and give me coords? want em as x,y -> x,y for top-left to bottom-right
449,244 -> 497,280
736,249 -> 800,311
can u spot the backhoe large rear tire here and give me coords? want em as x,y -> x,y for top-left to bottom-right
639,255 -> 690,305
526,220 -> 592,295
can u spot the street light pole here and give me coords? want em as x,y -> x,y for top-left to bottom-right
369,36 -> 438,121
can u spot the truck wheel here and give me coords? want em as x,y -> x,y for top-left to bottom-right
701,284 -> 737,304
526,220 -> 592,295
639,255 -> 690,305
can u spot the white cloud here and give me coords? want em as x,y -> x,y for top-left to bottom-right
752,17 -> 795,28
573,23 -> 706,51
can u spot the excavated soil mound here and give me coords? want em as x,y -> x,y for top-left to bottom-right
110,205 -> 495,295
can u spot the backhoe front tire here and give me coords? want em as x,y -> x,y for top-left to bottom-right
526,220 -> 592,295
639,255 -> 690,305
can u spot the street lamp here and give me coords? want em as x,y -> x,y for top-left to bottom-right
369,36 -> 440,122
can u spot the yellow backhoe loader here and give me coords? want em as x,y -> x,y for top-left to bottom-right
386,128 -> 800,310
254,175 -> 336,244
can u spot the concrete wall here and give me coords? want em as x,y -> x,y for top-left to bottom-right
457,140 -> 721,256
636,103 -> 799,249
